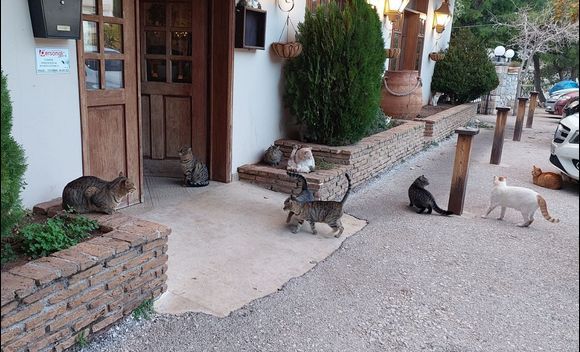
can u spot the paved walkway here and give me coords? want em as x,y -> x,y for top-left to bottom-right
84,111 -> 579,352
122,173 -> 366,316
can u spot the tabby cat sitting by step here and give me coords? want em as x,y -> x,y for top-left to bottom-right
408,175 -> 453,215
178,146 -> 209,187
531,165 -> 563,190
62,172 -> 136,214
283,174 -> 351,238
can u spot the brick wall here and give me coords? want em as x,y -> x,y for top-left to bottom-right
415,103 -> 477,142
1,202 -> 170,352
237,103 -> 477,201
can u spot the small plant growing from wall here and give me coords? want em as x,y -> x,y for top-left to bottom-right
1,70 -> 27,260
283,0 -> 385,146
431,29 -> 499,104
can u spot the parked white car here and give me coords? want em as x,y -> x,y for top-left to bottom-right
550,112 -> 579,181
545,88 -> 579,114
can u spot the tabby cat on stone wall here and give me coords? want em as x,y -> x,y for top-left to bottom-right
62,172 -> 136,214
531,165 -> 563,190
263,145 -> 283,167
283,174 -> 351,238
178,146 -> 209,187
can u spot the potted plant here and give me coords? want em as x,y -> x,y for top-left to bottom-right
385,48 -> 401,59
429,51 -> 446,61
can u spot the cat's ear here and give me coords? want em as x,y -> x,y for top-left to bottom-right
118,171 -> 124,177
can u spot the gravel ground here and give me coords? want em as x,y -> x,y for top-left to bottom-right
79,113 -> 579,352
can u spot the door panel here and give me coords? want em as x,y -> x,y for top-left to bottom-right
140,0 -> 208,178
78,0 -> 141,206
165,97 -> 192,158
86,106 -> 127,180
142,95 -> 151,157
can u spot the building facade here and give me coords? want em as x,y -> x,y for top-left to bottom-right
1,0 -> 454,208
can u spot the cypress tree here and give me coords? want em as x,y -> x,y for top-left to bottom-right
1,70 -> 27,239
284,0 -> 385,146
431,29 -> 500,104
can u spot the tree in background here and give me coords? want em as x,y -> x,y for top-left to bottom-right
540,44 -> 579,83
1,71 -> 27,242
431,29 -> 499,104
492,5 -> 578,103
454,0 -> 579,102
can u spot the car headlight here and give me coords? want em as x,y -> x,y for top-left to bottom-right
570,131 -> 579,144
553,123 -> 570,143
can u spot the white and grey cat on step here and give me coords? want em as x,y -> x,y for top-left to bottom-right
287,145 -> 316,173
481,176 -> 559,227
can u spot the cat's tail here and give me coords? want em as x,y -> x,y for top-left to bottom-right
537,195 -> 559,223
433,202 -> 454,216
287,171 -> 308,191
340,173 -> 352,204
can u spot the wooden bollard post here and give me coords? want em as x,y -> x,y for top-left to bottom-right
526,91 -> 539,128
490,107 -> 510,165
513,97 -> 528,141
448,127 -> 479,215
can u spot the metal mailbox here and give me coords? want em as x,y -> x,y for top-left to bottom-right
28,0 -> 82,39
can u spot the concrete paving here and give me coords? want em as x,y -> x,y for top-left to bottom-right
122,176 -> 367,316
81,111 -> 580,352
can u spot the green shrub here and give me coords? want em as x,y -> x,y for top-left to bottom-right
20,215 -> 99,258
1,70 -> 27,240
283,0 -> 385,146
431,29 -> 499,104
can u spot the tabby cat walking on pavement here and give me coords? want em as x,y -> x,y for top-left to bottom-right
179,146 -> 209,187
482,176 -> 559,227
283,174 -> 351,238
284,171 -> 315,224
408,175 -> 453,215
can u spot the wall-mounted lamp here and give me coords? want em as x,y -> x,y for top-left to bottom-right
433,0 -> 451,33
384,0 -> 410,22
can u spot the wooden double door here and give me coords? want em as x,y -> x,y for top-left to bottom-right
78,0 -> 231,206
140,0 -> 208,177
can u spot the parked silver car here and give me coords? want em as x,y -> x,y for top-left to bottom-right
545,88 -> 579,114
550,112 -> 579,181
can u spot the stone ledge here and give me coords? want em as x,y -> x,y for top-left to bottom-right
239,119 -> 426,200
1,207 -> 171,352
415,103 -> 477,141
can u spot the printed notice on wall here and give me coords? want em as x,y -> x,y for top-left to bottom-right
35,48 -> 70,74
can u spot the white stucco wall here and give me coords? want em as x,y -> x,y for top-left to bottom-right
419,0 -> 454,105
231,0 -> 455,173
1,1 -> 83,208
232,0 -> 306,175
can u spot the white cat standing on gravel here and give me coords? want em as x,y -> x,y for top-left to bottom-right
481,176 -> 559,227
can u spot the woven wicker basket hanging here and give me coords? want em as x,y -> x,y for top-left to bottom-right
271,0 -> 302,59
